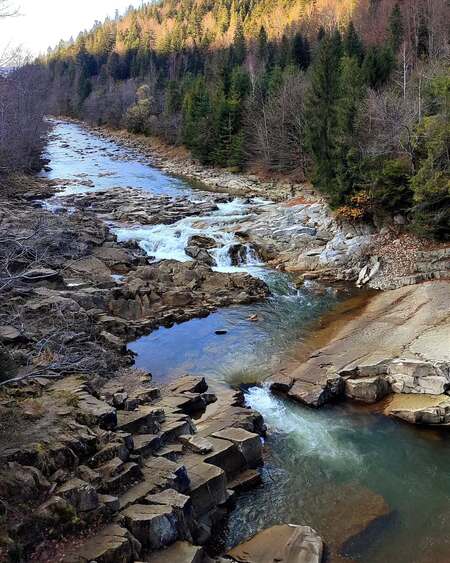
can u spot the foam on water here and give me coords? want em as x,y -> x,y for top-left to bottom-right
246,385 -> 362,465
115,197 -> 268,274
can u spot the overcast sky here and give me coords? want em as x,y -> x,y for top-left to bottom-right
0,1 -> 144,57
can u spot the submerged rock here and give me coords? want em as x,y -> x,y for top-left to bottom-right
227,524 -> 324,563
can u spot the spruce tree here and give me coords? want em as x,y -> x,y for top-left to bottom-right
257,26 -> 268,61
305,33 -> 342,198
388,3 -> 404,52
343,21 -> 364,63
182,76 -> 212,163
335,56 -> 366,201
362,46 -> 394,89
232,18 -> 247,65
292,32 -> 311,71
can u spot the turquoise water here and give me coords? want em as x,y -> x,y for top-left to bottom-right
129,269 -> 350,384
44,121 -> 450,563
232,388 -> 450,563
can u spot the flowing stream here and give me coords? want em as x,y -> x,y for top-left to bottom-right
43,121 -> 450,563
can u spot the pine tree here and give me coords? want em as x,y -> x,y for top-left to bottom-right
305,33 -> 342,197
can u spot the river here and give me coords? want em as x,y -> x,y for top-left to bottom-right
43,120 -> 450,563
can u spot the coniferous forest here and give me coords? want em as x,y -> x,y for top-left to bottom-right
41,0 -> 449,239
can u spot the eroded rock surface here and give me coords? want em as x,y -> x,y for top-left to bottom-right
227,524 -> 324,563
56,187 -> 219,226
269,281 -> 450,424
0,373 -> 265,561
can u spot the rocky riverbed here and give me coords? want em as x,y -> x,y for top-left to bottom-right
0,179 -> 271,561
1,120 -> 449,563
84,122 -> 450,292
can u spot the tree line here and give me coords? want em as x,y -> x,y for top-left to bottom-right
41,0 -> 449,239
0,1 -> 47,177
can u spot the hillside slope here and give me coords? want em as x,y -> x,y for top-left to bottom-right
45,0 -> 449,241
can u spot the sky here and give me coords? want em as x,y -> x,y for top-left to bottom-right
0,1 -> 144,57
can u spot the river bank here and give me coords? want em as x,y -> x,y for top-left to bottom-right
1,120 -> 449,562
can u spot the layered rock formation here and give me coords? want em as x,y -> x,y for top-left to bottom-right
0,372 -> 266,561
270,281 -> 450,425
0,196 -> 268,386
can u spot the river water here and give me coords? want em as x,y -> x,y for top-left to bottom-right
43,121 -> 450,563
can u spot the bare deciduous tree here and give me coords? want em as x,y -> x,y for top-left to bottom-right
359,87 -> 420,167
248,72 -> 310,178
0,63 -> 48,174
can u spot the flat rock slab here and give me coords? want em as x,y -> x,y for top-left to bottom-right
67,524 -> 139,563
227,524 -> 323,563
286,282 -> 450,407
142,540 -> 205,562
117,406 -> 165,434
384,394 -> 450,425
168,376 -> 208,395
315,484 -> 392,557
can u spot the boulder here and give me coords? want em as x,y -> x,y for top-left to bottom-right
145,488 -> 194,540
228,243 -> 249,266
212,427 -> 262,469
0,325 -> 22,343
57,478 -> 99,512
387,359 -> 449,395
227,524 -> 323,563
120,503 -> 179,549
66,256 -> 112,281
185,245 -> 217,267
117,405 -> 165,434
179,435 -> 214,455
344,376 -> 391,403
268,373 -> 294,393
21,268 -> 63,286
202,437 -> 246,479
288,375 -> 344,408
188,235 -> 217,249
76,391 -> 118,430
186,461 -> 228,517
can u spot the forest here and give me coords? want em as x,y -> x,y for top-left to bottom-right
23,0 -> 450,238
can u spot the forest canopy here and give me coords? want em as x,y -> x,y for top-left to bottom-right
44,0 -> 450,240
